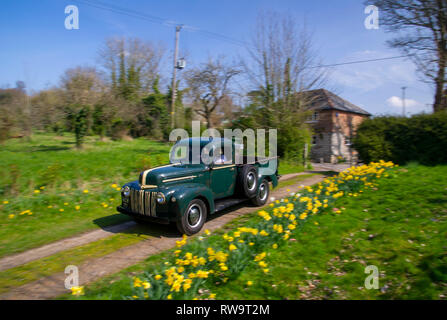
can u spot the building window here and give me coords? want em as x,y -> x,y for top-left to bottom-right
306,111 -> 319,122
312,135 -> 317,145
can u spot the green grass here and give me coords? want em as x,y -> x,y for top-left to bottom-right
277,161 -> 305,175
276,173 -> 318,189
0,132 -> 171,257
0,133 -> 303,258
0,224 -> 157,295
66,164 -> 447,300
209,164 -> 447,300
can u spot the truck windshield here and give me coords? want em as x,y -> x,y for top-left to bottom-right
170,144 -> 202,164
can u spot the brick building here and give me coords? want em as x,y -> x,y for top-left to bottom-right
305,89 -> 371,163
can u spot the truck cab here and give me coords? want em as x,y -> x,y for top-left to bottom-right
117,137 -> 279,235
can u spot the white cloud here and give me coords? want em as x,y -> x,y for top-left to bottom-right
386,96 -> 421,108
386,96 -> 430,115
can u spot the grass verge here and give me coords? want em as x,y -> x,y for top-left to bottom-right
0,133 -> 170,257
63,164 -> 447,300
0,224 -> 155,295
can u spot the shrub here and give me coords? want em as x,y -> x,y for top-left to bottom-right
354,112 -> 447,165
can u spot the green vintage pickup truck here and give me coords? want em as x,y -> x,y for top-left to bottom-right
117,137 -> 279,235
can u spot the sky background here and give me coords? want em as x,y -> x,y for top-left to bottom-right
0,0 -> 435,116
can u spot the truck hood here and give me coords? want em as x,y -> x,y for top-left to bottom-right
140,164 -> 206,187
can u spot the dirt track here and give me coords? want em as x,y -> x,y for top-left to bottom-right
0,172 -> 314,271
0,173 -> 328,300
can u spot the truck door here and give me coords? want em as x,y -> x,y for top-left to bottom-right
210,146 -> 236,199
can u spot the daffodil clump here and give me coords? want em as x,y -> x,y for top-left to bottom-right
125,161 -> 396,300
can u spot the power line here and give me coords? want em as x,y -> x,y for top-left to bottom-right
307,54 -> 413,69
73,0 -> 248,47
73,0 -> 413,68
74,0 -> 173,26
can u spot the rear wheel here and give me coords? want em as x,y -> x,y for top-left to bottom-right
251,179 -> 270,206
238,165 -> 258,198
176,199 -> 208,235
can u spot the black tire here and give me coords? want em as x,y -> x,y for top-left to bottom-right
238,165 -> 258,198
176,199 -> 208,235
251,179 -> 270,206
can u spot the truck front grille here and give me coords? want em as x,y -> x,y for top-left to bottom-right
129,189 -> 157,216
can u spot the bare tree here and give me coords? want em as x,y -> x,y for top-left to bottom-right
0,84 -> 28,141
371,0 -> 447,112
60,66 -> 104,105
185,58 -> 241,128
243,11 -> 327,123
98,37 -> 165,99
30,88 -> 65,131
238,11 -> 327,159
59,66 -> 105,148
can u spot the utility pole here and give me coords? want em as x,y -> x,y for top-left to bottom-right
401,86 -> 407,117
171,25 -> 182,129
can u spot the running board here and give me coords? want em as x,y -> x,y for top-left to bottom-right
214,197 -> 249,213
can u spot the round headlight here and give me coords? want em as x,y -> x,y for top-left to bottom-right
156,192 -> 166,204
122,186 -> 130,197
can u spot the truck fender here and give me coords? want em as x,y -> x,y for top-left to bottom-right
171,184 -> 215,217
260,174 -> 278,188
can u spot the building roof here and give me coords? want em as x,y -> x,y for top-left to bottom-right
305,89 -> 371,116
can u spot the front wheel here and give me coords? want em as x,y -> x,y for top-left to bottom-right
251,179 -> 270,206
176,199 -> 208,235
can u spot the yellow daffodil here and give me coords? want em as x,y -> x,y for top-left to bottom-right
246,281 -> 253,286
254,252 -> 266,262
3,200 -> 9,204
133,277 -> 142,287
71,286 -> 84,296
83,189 -> 89,194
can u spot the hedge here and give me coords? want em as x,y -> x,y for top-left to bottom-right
353,112 -> 447,165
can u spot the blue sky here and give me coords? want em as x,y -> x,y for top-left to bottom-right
0,0 -> 434,116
